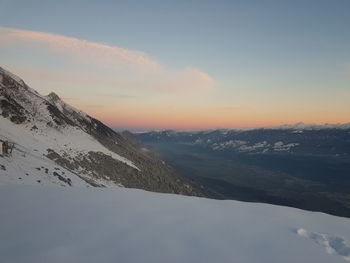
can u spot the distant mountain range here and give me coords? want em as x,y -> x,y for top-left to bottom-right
139,127 -> 350,156
137,127 -> 350,217
265,122 -> 350,130
0,67 -> 201,196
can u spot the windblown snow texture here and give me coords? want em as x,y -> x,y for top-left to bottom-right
0,185 -> 350,263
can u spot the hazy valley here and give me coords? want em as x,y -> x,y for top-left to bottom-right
138,128 -> 350,217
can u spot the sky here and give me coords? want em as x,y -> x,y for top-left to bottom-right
0,0 -> 349,131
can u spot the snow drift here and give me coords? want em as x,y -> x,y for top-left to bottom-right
1,184 -> 350,263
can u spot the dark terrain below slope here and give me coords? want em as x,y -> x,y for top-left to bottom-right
137,130 -> 350,217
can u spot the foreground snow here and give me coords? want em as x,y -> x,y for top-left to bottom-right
1,185 -> 350,263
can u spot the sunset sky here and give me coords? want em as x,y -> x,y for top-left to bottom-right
0,0 -> 349,130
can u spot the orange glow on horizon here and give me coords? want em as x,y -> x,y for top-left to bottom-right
84,106 -> 350,131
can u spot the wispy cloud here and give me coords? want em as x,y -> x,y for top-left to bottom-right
0,26 -> 159,71
216,106 -> 245,111
0,26 -> 215,92
83,104 -> 104,108
97,94 -> 137,99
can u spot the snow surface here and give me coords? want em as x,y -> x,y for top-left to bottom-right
273,141 -> 299,152
210,139 -> 299,153
297,228 -> 350,260
0,116 -> 137,187
0,118 -> 89,187
1,184 -> 350,263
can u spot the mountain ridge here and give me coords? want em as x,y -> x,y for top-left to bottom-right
0,66 -> 201,196
141,121 -> 350,134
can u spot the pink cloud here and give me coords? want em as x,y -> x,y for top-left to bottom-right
0,26 -> 215,92
0,26 -> 159,71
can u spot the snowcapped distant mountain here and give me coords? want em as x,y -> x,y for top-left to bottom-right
266,122 -> 350,130
139,125 -> 350,155
0,67 -> 200,195
137,126 -> 350,217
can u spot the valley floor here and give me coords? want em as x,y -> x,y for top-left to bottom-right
1,185 -> 350,263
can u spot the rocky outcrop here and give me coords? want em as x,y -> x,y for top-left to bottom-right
0,67 -> 202,196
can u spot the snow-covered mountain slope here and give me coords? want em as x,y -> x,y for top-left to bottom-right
0,67 -> 201,195
0,116 -> 118,187
1,184 -> 350,263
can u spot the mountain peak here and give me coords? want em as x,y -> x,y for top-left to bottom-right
0,67 -> 201,195
46,92 -> 61,102
0,67 -> 25,86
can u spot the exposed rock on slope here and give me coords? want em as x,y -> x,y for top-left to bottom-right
0,67 -> 201,196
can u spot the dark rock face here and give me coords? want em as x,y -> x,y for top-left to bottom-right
0,77 -> 29,124
53,171 -> 72,186
46,103 -> 75,126
0,95 -> 27,124
46,144 -> 201,195
0,67 -> 203,196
